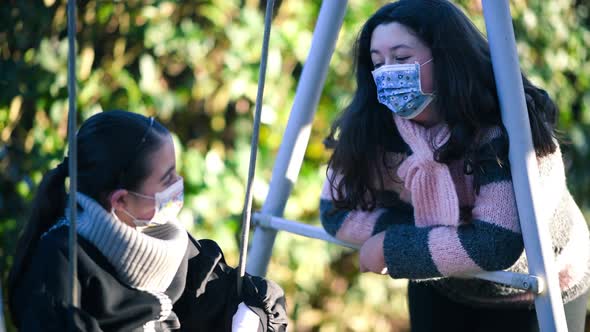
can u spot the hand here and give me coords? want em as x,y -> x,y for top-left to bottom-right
359,232 -> 388,275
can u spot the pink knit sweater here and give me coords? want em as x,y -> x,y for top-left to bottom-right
320,122 -> 590,307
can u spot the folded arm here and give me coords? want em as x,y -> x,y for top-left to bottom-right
319,169 -> 414,245
365,140 -> 525,279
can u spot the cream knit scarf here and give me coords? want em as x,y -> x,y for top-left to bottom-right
67,192 -> 189,293
393,116 -> 460,227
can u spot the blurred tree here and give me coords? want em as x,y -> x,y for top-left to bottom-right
1,0 -> 588,331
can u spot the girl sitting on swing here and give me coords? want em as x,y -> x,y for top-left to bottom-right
8,110 -> 288,331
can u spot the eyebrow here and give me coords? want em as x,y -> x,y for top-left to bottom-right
160,165 -> 175,183
370,44 -> 412,55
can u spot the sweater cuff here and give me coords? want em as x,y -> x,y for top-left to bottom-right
383,224 -> 441,279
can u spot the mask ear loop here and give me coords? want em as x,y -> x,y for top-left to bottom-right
420,58 -> 433,66
417,59 -> 435,96
128,191 -> 155,200
111,207 -> 123,222
112,207 -> 151,228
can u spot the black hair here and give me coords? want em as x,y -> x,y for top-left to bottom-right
7,110 -> 169,323
326,0 -> 557,210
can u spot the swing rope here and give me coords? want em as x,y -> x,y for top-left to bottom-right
65,0 -> 273,305
66,0 -> 80,326
237,0 -> 276,297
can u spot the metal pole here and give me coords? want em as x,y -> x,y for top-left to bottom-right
67,0 -> 79,316
237,0 -> 275,297
246,0 -> 348,276
253,213 -> 361,250
482,1 -> 567,331
251,213 -> 544,293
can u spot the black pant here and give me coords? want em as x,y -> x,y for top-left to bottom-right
408,281 -> 588,332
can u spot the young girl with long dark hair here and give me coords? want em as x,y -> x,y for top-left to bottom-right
320,1 -> 590,331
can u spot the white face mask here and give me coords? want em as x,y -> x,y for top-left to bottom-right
116,177 -> 184,227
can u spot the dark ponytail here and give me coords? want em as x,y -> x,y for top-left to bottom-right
7,110 -> 169,323
7,163 -> 68,320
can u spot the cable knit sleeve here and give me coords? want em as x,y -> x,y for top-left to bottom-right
382,134 -> 525,279
319,168 -> 414,245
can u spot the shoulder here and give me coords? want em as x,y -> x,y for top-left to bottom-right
185,236 -> 232,281
14,225 -> 73,308
37,220 -> 94,259
476,126 -> 507,154
472,126 -> 509,165
475,125 -> 564,168
33,222 -> 113,276
27,223 -> 104,279
37,223 -> 71,258
469,126 -> 511,186
188,236 -> 225,259
472,126 -> 566,184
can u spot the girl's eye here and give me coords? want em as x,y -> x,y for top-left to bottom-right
395,56 -> 410,62
166,174 -> 175,185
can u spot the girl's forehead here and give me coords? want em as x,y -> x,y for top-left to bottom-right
151,138 -> 175,170
141,137 -> 176,186
370,22 -> 420,50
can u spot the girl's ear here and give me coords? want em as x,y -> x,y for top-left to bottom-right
108,189 -> 129,211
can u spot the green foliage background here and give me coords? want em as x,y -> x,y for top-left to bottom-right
1,0 -> 589,331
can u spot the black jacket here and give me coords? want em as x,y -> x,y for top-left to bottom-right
12,226 -> 287,331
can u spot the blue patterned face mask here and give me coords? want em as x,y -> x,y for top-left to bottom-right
372,59 -> 434,119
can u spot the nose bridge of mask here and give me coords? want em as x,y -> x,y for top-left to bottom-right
371,58 -> 432,74
372,63 -> 422,98
122,177 -> 184,227
371,62 -> 415,76
129,176 -> 183,202
372,60 -> 433,96
155,177 -> 184,212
